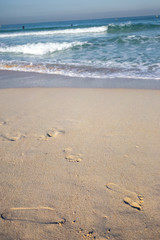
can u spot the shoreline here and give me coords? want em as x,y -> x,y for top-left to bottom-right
1,69 -> 160,89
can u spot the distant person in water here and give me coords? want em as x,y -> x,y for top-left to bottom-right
71,24 -> 73,27
22,26 -> 25,30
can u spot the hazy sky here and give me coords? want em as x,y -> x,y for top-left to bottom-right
0,0 -> 160,25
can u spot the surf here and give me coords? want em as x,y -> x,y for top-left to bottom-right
107,22 -> 160,33
1,60 -> 160,80
0,26 -> 108,38
0,41 -> 88,55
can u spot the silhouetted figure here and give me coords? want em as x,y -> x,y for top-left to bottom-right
71,24 -> 73,27
22,26 -> 25,30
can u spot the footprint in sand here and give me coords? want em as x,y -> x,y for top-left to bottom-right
106,183 -> 143,211
0,119 -> 7,126
64,148 -> 82,162
36,134 -> 48,141
35,128 -> 65,141
47,128 -> 65,138
0,132 -> 24,141
1,207 -> 66,225
82,230 -> 97,239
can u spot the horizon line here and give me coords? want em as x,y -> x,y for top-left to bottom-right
1,14 -> 159,27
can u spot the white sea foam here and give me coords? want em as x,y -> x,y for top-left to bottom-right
1,61 -> 160,80
0,41 -> 88,55
0,26 -> 108,38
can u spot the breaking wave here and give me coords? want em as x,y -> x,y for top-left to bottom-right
0,41 -> 88,55
107,22 -> 160,33
0,26 -> 108,38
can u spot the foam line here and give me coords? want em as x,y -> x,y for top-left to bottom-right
0,26 -> 108,38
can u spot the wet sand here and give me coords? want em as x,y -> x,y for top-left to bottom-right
0,88 -> 160,240
1,70 -> 160,89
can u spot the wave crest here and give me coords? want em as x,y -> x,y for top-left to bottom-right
0,41 -> 88,55
0,26 -> 107,38
108,22 -> 160,33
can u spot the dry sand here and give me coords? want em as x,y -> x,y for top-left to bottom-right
0,88 -> 160,240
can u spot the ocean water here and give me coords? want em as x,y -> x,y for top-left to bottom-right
0,15 -> 160,80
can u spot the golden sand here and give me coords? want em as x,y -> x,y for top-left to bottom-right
0,88 -> 160,239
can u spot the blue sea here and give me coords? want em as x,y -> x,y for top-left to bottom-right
0,15 -> 160,80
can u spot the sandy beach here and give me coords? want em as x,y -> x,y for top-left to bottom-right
0,87 -> 160,240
